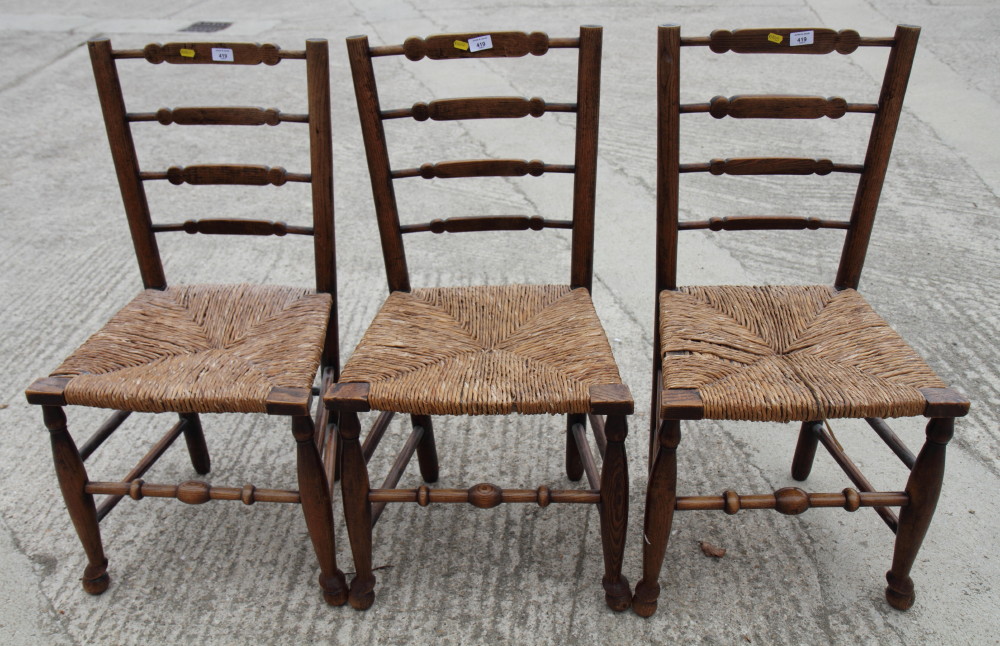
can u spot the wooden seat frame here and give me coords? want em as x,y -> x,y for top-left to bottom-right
633,25 -> 971,617
24,38 -> 347,604
327,26 -> 634,611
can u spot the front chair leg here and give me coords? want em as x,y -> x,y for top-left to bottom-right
790,420 -> 822,481
885,417 -> 953,610
598,413 -> 631,611
291,415 -> 348,606
179,412 -> 211,475
43,405 -> 110,594
339,410 -> 375,610
633,419 -> 681,618
412,414 -> 439,483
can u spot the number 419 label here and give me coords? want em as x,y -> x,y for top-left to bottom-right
468,35 -> 493,52
211,47 -> 234,62
789,30 -> 814,47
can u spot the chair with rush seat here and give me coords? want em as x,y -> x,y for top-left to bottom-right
633,25 -> 970,617
24,38 -> 347,604
327,26 -> 634,610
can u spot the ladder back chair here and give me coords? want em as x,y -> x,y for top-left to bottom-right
328,26 -> 634,611
634,24 -> 970,617
24,38 -> 347,605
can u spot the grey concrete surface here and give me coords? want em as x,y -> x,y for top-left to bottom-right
1,0 -> 997,644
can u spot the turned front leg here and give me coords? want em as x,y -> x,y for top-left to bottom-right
633,419 -> 681,617
339,410 -> 375,610
43,405 -> 110,594
886,417 -> 953,610
599,413 -> 631,611
292,416 -> 348,606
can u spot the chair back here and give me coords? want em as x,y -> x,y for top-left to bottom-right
656,25 -> 920,293
347,27 -> 602,292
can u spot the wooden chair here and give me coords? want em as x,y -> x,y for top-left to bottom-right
634,25 -> 971,617
24,38 -> 347,605
327,26 -> 634,611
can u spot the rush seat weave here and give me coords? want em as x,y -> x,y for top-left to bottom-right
660,285 -> 947,422
339,284 -> 623,415
52,284 -> 331,414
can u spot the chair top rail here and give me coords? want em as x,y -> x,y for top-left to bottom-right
677,28 -> 897,54
366,30 -> 582,60
112,41 -> 306,64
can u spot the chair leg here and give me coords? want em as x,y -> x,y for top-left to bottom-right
885,417 -> 953,610
599,413 -> 631,611
633,419 -> 681,617
43,405 -> 110,595
412,414 -> 439,483
179,413 -> 211,475
565,413 -> 585,482
291,416 -> 348,606
790,420 -> 822,481
339,410 -> 375,610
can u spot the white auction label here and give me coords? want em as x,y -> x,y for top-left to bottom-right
789,30 -> 814,47
211,47 -> 234,62
468,35 -> 493,52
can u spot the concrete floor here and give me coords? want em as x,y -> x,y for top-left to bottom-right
1,0 -> 997,644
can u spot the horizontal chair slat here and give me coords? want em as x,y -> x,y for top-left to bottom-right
116,42 -> 303,64
381,96 -> 576,121
684,28 -> 864,55
396,31 -> 559,61
151,219 -> 314,236
141,165 -> 309,185
392,159 -> 573,180
400,215 -> 573,234
678,215 -> 851,231
679,158 -> 863,176
127,107 -> 308,126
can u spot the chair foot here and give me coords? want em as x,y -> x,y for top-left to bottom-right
320,571 -> 349,606
885,571 -> 915,610
631,579 -> 660,617
81,560 -> 110,595
602,574 -> 631,612
348,573 -> 376,611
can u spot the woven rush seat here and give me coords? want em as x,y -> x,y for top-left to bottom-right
660,285 -> 947,422
339,284 -> 623,415
51,284 -> 331,414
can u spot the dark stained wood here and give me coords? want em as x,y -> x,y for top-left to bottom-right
152,219 -> 314,236
400,215 -> 572,235
678,215 -> 851,231
325,382 -> 372,412
338,411 -> 376,610
367,486 -> 600,505
179,412 -> 211,475
264,386 -> 312,416
149,164 -> 308,186
370,424 -> 425,526
569,25 -> 602,291
392,159 -> 571,180
401,31 -> 552,61
346,34 -> 411,292
587,412 -> 608,458
705,28 -> 861,55
673,489 -> 908,511
362,411 -> 396,463
659,388 -> 703,419
25,376 -> 71,406
139,42 -> 292,65
598,414 -> 630,612
656,25 -> 681,294
633,419 -> 680,618
95,416 -> 187,521
886,417 -> 953,610
86,480 -> 301,504
791,420 -> 823,481
412,414 -> 439,483
570,420 -> 600,490
133,107 -> 304,126
836,25 -> 920,289
697,157 -> 839,175
565,413 -> 585,481
88,38 -> 166,289
79,410 -> 131,461
383,97 -> 576,121
43,406 -> 110,595
866,417 -> 917,469
708,95 -> 849,119
291,415 -> 349,606
919,387 -> 970,417
589,383 -> 633,415
816,423 -> 899,532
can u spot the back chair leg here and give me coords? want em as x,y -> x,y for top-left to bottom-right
565,413 -> 586,482
338,410 -> 375,610
599,414 -> 631,611
291,415 -> 348,606
412,414 -> 439,483
179,412 -> 211,475
43,405 -> 110,595
633,419 -> 681,617
885,417 -> 953,610
790,420 -> 823,481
